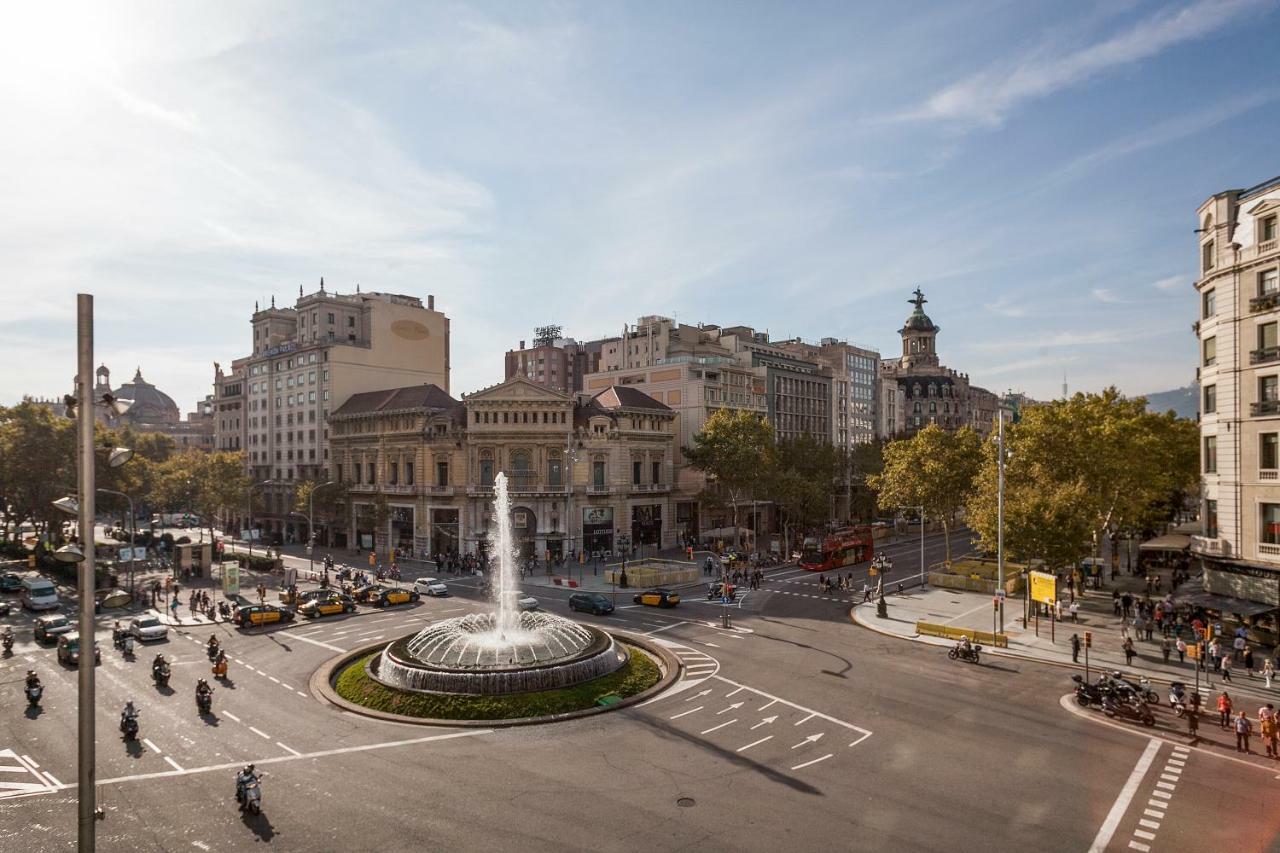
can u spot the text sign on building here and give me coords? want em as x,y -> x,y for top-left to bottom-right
1029,570 -> 1057,605
583,507 -> 613,525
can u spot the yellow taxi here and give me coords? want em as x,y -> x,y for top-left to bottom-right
234,603 -> 295,627
633,588 -> 680,608
372,587 -> 420,608
298,592 -> 355,618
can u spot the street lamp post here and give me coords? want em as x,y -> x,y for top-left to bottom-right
97,489 -> 135,597
997,414 -> 1006,633
74,295 -> 96,849
245,479 -> 275,559
308,480 -> 336,578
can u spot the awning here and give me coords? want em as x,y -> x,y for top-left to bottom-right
1174,585 -> 1276,617
1171,521 -> 1201,535
1138,533 -> 1191,552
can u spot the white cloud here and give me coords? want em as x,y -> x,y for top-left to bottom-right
1151,275 -> 1185,292
896,0 -> 1268,126
1090,288 -> 1124,304
983,295 -> 1030,318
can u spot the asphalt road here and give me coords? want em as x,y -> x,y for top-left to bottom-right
1,532 -> 1276,852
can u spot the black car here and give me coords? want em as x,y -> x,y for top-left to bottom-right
0,573 -> 22,593
568,592 -> 614,615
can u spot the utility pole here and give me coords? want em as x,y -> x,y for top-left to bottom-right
76,294 -> 98,851
997,414 -> 1005,633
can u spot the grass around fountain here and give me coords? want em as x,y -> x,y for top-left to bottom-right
334,645 -> 661,721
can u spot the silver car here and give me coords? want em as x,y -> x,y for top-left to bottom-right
128,615 -> 168,642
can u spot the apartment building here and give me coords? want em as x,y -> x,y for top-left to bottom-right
775,338 -> 880,447
1193,174 -> 1280,612
504,332 -> 604,394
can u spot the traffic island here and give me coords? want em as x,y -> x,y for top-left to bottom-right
313,631 -> 681,727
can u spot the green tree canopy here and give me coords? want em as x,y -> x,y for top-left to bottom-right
683,408 -> 776,534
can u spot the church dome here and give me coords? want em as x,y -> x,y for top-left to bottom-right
901,287 -> 938,333
113,368 -> 180,425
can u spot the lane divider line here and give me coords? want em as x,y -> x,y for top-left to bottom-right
1087,738 -> 1160,853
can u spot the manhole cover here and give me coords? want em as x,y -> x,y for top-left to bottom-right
676,797 -> 695,808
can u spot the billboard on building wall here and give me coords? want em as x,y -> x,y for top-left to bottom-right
583,507 -> 613,525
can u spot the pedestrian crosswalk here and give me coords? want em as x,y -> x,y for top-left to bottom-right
0,749 -> 59,799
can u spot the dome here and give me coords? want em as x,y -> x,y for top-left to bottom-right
901,287 -> 938,333
113,368 -> 180,425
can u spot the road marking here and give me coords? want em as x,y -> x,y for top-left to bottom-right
1143,809 -> 1164,819
1154,781 -> 1175,791
268,676 -> 280,684
1086,738 -> 1160,853
276,742 -> 301,756
276,631 -> 347,652
725,687 -> 743,697
164,756 -> 184,772
243,665 -> 256,673
281,683 -> 294,691
1138,819 -> 1160,830
716,703 -> 744,715
1133,830 -> 1155,841
751,716 -> 777,730
702,642 -> 720,648
791,733 -> 824,749
1151,790 -> 1171,800
737,736 -> 773,753
1159,773 -> 1179,781
790,753 -> 833,770
670,706 -> 703,720
192,842 -> 210,850
757,700 -> 777,711
22,756 -> 38,768
1147,800 -> 1166,810
644,623 -> 682,637
685,689 -> 712,702
143,739 -> 161,753
701,720 -> 737,735
248,726 -> 271,740
1129,842 -> 1150,852
1167,758 -> 1185,767
794,713 -> 815,726
223,711 -> 241,723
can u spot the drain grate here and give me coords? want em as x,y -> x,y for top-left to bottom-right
676,797 -> 695,808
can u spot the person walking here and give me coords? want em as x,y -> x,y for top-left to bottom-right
1070,633 -> 1081,664
1235,710 -> 1253,753
1264,658 -> 1276,689
1162,636 -> 1171,664
1209,640 -> 1222,672
1244,646 -> 1255,677
1218,691 -> 1234,729
1234,633 -> 1247,662
1069,600 -> 1079,623
1186,705 -> 1199,742
1262,711 -> 1278,759
1176,637 -> 1187,664
1222,653 -> 1234,682
1123,637 -> 1136,666
1145,617 -> 1155,642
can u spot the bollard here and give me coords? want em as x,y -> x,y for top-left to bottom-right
722,611 -> 731,629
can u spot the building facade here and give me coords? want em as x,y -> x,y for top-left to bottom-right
775,338 -> 880,447
327,377 -> 679,560
214,284 -> 450,545
1193,174 -> 1280,610
878,289 -> 1000,439
503,331 -> 604,394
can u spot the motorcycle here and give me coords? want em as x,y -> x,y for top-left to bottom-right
1071,674 -> 1106,708
197,689 -> 213,715
2,633 -> 13,655
120,712 -> 140,741
122,635 -> 135,659
947,643 -> 982,664
212,658 -> 228,679
152,664 -> 170,688
1108,670 -> 1159,705
25,684 -> 42,708
236,772 -> 264,814
1101,691 -> 1155,726
206,642 -> 220,662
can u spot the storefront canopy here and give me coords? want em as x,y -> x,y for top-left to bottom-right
1138,533 -> 1191,552
1174,586 -> 1275,617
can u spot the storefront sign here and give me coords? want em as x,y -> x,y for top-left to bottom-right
583,507 -> 613,525
1029,570 -> 1057,605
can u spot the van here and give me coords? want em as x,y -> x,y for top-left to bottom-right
21,577 -> 59,611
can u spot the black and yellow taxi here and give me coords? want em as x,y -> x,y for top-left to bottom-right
372,587 -> 420,608
350,585 -> 383,605
633,588 -> 680,608
298,592 -> 356,618
234,603 -> 295,628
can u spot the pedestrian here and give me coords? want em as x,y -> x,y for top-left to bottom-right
1069,600 -> 1079,623
1112,590 -> 1121,616
1222,653 -> 1234,682
1187,706 -> 1199,742
1145,618 -> 1154,642
1218,691 -> 1233,729
1123,637 -> 1135,666
1245,646 -> 1255,677
1070,633 -> 1081,663
1176,637 -> 1187,664
1054,599 -> 1062,622
1263,711 -> 1278,759
1162,636 -> 1171,664
1265,658 -> 1276,689
1234,633 -> 1247,662
1210,640 -> 1222,672
1235,710 -> 1253,753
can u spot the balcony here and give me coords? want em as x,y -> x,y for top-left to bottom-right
382,484 -> 416,495
1252,346 -> 1280,366
586,484 -> 613,495
1262,469 -> 1279,481
1260,543 -> 1280,559
1190,535 -> 1231,557
347,483 -> 415,495
1261,239 -> 1278,254
425,485 -> 454,496
1251,292 -> 1280,313
1252,399 -> 1280,417
629,483 -> 671,493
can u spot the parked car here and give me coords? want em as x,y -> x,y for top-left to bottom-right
501,590 -> 539,612
234,604 -> 294,627
57,633 -> 101,667
568,592 -> 614,615
299,592 -> 356,618
412,577 -> 449,597
0,572 -> 23,593
127,616 -> 168,642
372,587 -> 420,608
633,588 -> 680,608
351,585 -> 384,604
34,614 -> 74,644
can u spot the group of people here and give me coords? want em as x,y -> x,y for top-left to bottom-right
1195,693 -> 1280,757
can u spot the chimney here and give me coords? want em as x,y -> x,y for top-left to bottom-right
519,340 -> 525,350
428,294 -> 435,310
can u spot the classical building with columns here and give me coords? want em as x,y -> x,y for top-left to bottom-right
327,377 -> 678,560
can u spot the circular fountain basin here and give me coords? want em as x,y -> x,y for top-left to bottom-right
375,611 -> 628,695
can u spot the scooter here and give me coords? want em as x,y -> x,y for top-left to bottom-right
197,689 -> 213,715
152,664 -> 171,688
1108,670 -> 1159,705
1101,691 -> 1155,726
1168,682 -> 1200,718
122,635 -> 135,659
207,642 -> 220,662
236,773 -> 264,814
120,712 -> 140,741
1071,674 -> 1105,708
25,684 -> 42,708
212,657 -> 228,679
947,643 -> 982,664
2,633 -> 13,655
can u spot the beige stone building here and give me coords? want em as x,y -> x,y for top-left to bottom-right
327,377 -> 678,559
213,283 -> 450,545
1193,174 -> 1280,611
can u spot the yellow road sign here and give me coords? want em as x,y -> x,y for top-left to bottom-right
1029,570 -> 1057,605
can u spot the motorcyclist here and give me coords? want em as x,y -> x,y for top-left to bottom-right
120,700 -> 138,731
112,620 -> 124,648
152,654 -> 169,678
956,635 -> 972,656
25,670 -> 41,691
196,677 -> 213,709
207,635 -> 220,655
213,648 -> 228,676
2,626 -> 14,650
235,763 -> 258,801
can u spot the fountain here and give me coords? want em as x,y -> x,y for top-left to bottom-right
375,472 -> 629,695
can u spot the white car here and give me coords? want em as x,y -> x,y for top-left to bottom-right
412,577 -> 449,597
128,615 -> 169,642
501,590 -> 539,612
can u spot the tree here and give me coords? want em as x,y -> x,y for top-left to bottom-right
154,451 -> 250,543
769,435 -> 842,551
846,440 -> 885,523
294,479 -> 349,546
868,424 -> 982,565
683,409 -> 776,539
0,402 -> 75,543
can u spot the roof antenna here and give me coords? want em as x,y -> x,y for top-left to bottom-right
271,295 -> 275,308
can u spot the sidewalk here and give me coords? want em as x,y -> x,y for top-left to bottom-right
853,585 -> 1280,703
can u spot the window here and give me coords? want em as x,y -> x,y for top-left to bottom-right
1263,215 -> 1277,242
548,455 -> 562,486
354,463 -> 361,484
1263,504 -> 1280,546
1205,499 -> 1218,538
347,316 -> 355,328
632,460 -> 642,485
1263,434 -> 1279,470
389,462 -> 398,485
1203,240 -> 1215,273
1203,336 -> 1216,367
1263,322 -> 1279,353
652,460 -> 661,483
1262,269 -> 1279,296
436,460 -> 448,487
1203,436 -> 1217,473
593,460 -> 606,486
1204,384 -> 1216,414
405,462 -> 414,485
479,458 -> 494,486
1203,288 -> 1216,318
1262,375 -> 1279,403
327,313 -> 334,324
366,462 -> 375,484
336,464 -> 344,483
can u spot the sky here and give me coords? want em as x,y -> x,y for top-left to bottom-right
1,0 -> 1278,409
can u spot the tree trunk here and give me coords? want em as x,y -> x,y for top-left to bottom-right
942,516 -> 951,565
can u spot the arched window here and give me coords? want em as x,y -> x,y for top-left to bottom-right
479,449 -> 494,487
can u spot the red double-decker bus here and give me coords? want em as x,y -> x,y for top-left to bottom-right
799,526 -> 874,572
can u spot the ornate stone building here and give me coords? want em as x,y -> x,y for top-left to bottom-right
879,289 -> 1000,438
327,377 -> 678,560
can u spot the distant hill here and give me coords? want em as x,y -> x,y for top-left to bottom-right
1142,383 -> 1198,419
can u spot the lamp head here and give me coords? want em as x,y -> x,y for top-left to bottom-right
102,393 -> 132,416
52,496 -> 79,516
107,447 -> 134,468
53,543 -> 85,564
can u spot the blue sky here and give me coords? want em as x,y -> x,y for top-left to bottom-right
1,0 -> 1277,408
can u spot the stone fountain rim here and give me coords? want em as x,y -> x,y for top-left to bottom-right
311,629 -> 683,728
385,616 -> 614,674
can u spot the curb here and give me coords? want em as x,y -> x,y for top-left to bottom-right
310,629 -> 683,728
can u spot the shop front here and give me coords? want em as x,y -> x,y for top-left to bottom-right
676,501 -> 698,548
631,504 -> 662,549
582,506 -> 614,557
390,505 -> 415,555
430,508 -> 460,557
511,505 -> 537,561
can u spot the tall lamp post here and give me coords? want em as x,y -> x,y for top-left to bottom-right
55,488 -> 136,597
245,479 -> 275,559
307,480 -> 336,577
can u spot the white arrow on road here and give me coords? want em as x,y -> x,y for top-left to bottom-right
717,702 -> 744,715
685,689 -> 712,702
791,732 -> 825,749
750,716 -> 778,730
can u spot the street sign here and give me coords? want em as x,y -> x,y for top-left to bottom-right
1029,571 -> 1057,605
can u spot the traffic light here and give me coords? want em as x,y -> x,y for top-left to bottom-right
1084,631 -> 1092,648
